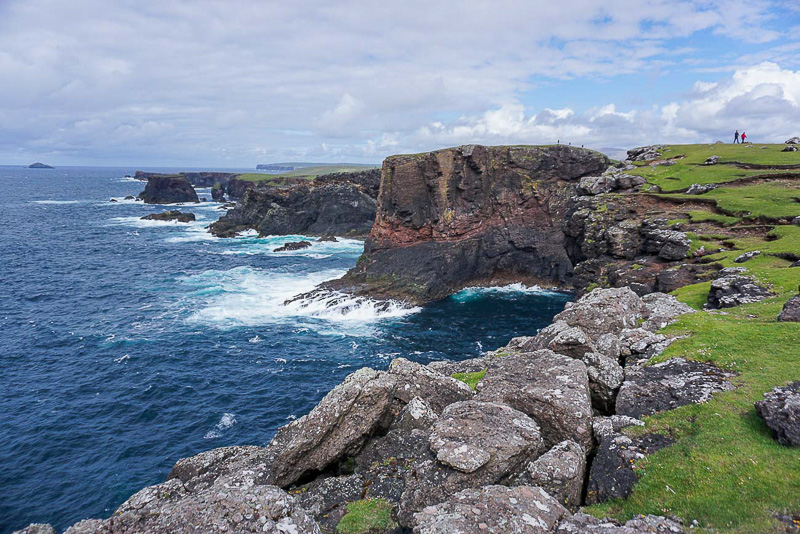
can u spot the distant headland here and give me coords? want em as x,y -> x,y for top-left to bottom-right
28,162 -> 54,169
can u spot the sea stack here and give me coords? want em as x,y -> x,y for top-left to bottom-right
138,174 -> 199,204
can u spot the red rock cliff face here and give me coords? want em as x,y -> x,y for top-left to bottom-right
329,144 -> 610,303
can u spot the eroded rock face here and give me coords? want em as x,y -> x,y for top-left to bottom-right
138,174 -> 199,204
556,513 -> 684,533
329,144 -> 610,304
755,382 -> 800,446
707,275 -> 773,308
413,485 -> 568,534
616,358 -> 736,418
475,350 -> 593,450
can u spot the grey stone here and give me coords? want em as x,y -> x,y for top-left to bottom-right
703,155 -> 719,165
786,137 -> 800,144
755,382 -> 800,446
640,292 -> 695,332
553,287 -> 644,342
11,525 -> 56,534
583,352 -> 624,414
295,474 -> 365,534
707,275 -> 773,308
782,145 -> 798,152
525,440 -> 586,510
388,357 -> 474,414
778,295 -> 800,322
557,513 -> 684,533
592,415 -> 645,444
734,250 -> 761,263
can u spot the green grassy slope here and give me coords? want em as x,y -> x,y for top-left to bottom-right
237,164 -> 378,182
586,144 -> 800,532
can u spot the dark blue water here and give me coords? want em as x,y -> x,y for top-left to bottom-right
0,166 -> 571,533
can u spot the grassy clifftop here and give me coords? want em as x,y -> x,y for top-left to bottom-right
237,164 -> 378,182
586,144 -> 800,532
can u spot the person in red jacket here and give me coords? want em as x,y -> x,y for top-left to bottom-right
742,131 -> 747,143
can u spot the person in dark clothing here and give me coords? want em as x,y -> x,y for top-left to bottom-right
734,130 -> 740,143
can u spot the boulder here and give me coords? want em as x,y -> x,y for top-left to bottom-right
553,287 -> 643,342
585,433 -> 674,505
138,174 -> 199,204
617,328 -> 675,365
778,295 -> 800,322
141,210 -> 196,223
523,440 -> 586,510
686,183 -> 718,194
703,155 -> 719,165
606,220 -> 642,260
616,358 -> 736,418
583,352 -> 624,414
11,525 -> 55,534
782,145 -> 798,152
273,240 -> 312,252
786,137 -> 800,144
755,382 -> 800,446
475,350 -> 593,450
413,485 -> 568,534
318,235 -> 338,242
707,275 -> 773,308
640,225 -> 691,261
734,250 -> 761,263
387,357 -> 474,414
264,368 -> 397,487
530,321 -> 597,359
556,513 -> 684,533
627,145 -> 666,162
640,292 -> 695,331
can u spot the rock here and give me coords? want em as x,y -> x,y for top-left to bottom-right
578,173 -> 646,195
585,433 -> 674,505
387,357 -> 474,414
755,382 -> 800,446
617,328 -> 676,365
294,474 -> 365,533
265,368 -> 397,487
124,195 -> 135,200
211,182 -> 226,202
429,400 -> 544,474
786,137 -> 800,144
273,240 -> 312,252
28,162 -> 54,169
655,264 -> 720,294
141,210 -> 196,223
778,295 -> 800,322
783,145 -> 799,152
734,250 -> 761,263
530,321 -> 597,359
616,358 -> 736,418
413,485 -> 568,534
553,287 -> 644,342
583,352 -> 624,414
556,513 -> 684,533
138,174 -> 199,204
110,198 -> 118,202
703,155 -> 719,165
606,220 -> 642,260
627,145 -> 666,162
640,224 -> 691,261
318,235 -> 338,242
327,144 -> 610,304
523,440 -> 586,510
640,292 -> 695,331
426,354 -> 495,376
686,183 -> 718,194
11,525 -> 55,534
707,275 -> 773,308
63,479 -> 320,534
793,216 -> 800,226
592,415 -> 645,444
475,350 -> 593,450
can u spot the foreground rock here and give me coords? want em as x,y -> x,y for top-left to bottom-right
755,382 -> 800,446
778,294 -> 800,322
413,485 -> 567,534
518,440 -> 586,510
141,210 -> 196,223
616,358 -> 736,418
706,274 -> 773,308
138,174 -> 199,204
557,513 -> 684,533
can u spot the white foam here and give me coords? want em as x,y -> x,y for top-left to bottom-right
451,283 -> 567,302
213,235 -> 363,258
204,413 -> 237,439
31,200 -> 84,205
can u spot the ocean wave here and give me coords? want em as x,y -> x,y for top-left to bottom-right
31,200 -> 85,205
203,413 -> 236,439
213,235 -> 363,257
451,283 -> 568,302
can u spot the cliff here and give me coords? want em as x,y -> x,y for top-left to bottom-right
210,169 -> 381,238
328,145 -> 610,303
138,174 -> 199,204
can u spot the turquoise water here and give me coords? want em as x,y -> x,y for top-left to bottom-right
0,166 -> 571,532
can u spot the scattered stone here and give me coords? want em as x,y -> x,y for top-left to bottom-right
786,137 -> 800,144
755,382 -> 800,446
141,210 -> 196,223
734,250 -> 761,263
703,155 -> 719,165
273,240 -> 312,252
707,275 -> 773,308
476,350 -> 593,450
585,433 -> 674,505
387,357 -> 474,414
616,358 -> 736,418
413,485 -> 568,534
11,525 -> 55,534
778,295 -> 800,322
556,513 -> 684,533
686,183 -> 718,195
783,145 -> 798,152
524,440 -> 586,510
719,266 -> 748,276
794,216 -> 800,226
317,235 -> 338,242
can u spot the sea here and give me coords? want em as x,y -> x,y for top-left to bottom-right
0,166 -> 572,533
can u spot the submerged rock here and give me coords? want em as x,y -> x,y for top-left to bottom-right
141,210 -> 196,223
273,240 -> 312,252
413,485 -> 567,534
755,382 -> 800,447
138,174 -> 199,204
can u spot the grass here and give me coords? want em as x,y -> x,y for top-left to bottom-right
665,184 -> 800,220
687,210 -> 742,226
585,215 -> 800,532
627,144 -> 800,192
451,369 -> 486,390
237,164 -> 377,182
336,499 -> 397,534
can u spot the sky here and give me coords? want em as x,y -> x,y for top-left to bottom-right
1,0 -> 800,166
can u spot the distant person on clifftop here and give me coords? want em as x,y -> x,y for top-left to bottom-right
734,130 -> 740,143
742,131 -> 747,143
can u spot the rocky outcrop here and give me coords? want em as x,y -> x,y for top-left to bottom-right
141,210 -> 196,223
517,440 -> 586,510
755,382 -> 800,446
138,174 -> 199,204
210,169 -> 380,238
328,145 -> 610,303
557,513 -> 684,533
706,274 -> 773,308
273,240 -> 312,252
626,145 -> 666,162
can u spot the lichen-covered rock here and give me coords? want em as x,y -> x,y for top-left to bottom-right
264,367 -> 397,486
413,485 -> 568,534
592,415 -> 645,444
734,250 -> 761,263
583,352 -> 624,414
524,440 -> 586,510
627,145 -> 666,162
707,275 -> 773,308
11,525 -> 55,534
703,155 -> 719,165
640,225 -> 691,261
755,382 -> 800,446
782,145 -> 798,152
616,358 -> 736,418
553,287 -> 644,342
475,350 -> 593,450
557,513 -> 684,533
578,172 -> 645,196
585,433 -> 674,505
640,292 -> 695,332
138,174 -> 199,204
388,358 -> 474,413
778,295 -> 800,322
